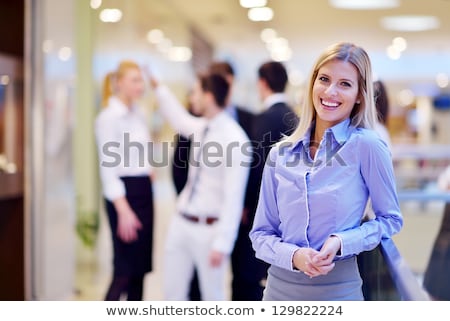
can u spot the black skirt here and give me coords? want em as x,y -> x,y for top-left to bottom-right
423,202 -> 450,300
105,176 -> 154,277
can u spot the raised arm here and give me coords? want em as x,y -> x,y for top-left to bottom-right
149,74 -> 205,137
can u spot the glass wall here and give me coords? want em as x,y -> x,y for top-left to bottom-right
26,0 -> 77,300
26,0 -> 203,300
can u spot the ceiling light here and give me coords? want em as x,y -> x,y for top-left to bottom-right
381,15 -> 440,32
99,8 -> 122,23
90,0 -> 102,9
392,37 -> 407,52
156,38 -> 172,53
266,37 -> 289,51
260,28 -> 277,43
329,0 -> 399,10
168,47 -> 192,62
386,45 -> 401,60
240,0 -> 267,8
248,7 -> 273,22
270,47 -> 292,62
147,29 -> 164,44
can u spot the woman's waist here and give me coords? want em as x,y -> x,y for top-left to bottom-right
117,166 -> 152,177
120,175 -> 152,196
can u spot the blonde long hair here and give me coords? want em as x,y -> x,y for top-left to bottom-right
284,42 -> 377,144
101,60 -> 141,108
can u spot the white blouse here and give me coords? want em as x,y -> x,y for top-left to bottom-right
95,96 -> 153,201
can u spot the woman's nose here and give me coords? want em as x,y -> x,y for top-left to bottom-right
324,83 -> 338,96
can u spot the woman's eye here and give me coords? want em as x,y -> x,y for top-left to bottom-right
341,81 -> 351,87
318,76 -> 329,82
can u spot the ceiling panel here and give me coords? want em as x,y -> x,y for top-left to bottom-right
95,0 -> 450,85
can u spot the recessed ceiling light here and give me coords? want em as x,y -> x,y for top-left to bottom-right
90,0 -> 102,9
381,15 -> 440,32
99,8 -> 122,23
156,38 -> 172,53
271,47 -> 292,62
260,28 -> 277,43
386,45 -> 401,60
266,37 -> 288,49
329,0 -> 399,10
147,29 -> 164,44
168,47 -> 192,62
240,0 -> 267,8
248,7 -> 273,22
392,37 -> 407,52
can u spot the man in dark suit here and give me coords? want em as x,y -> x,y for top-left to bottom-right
231,61 -> 298,301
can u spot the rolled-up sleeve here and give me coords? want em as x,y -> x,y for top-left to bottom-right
154,86 -> 205,137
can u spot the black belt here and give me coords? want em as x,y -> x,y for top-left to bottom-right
181,212 -> 218,225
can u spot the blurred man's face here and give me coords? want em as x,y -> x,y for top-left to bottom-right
190,80 -> 207,116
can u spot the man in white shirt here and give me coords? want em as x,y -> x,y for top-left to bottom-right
150,72 -> 251,300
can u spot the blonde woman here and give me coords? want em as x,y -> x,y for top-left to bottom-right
250,42 -> 403,300
95,60 -> 154,300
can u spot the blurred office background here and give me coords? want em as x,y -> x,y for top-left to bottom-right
1,0 -> 450,300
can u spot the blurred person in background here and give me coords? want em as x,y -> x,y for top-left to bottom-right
95,60 -> 154,301
208,61 -> 254,133
373,80 -> 392,149
149,71 -> 251,300
179,61 -> 256,300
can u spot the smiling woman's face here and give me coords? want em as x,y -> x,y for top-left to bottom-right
312,59 -> 360,128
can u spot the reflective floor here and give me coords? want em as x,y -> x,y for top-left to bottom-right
72,162 -> 444,301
